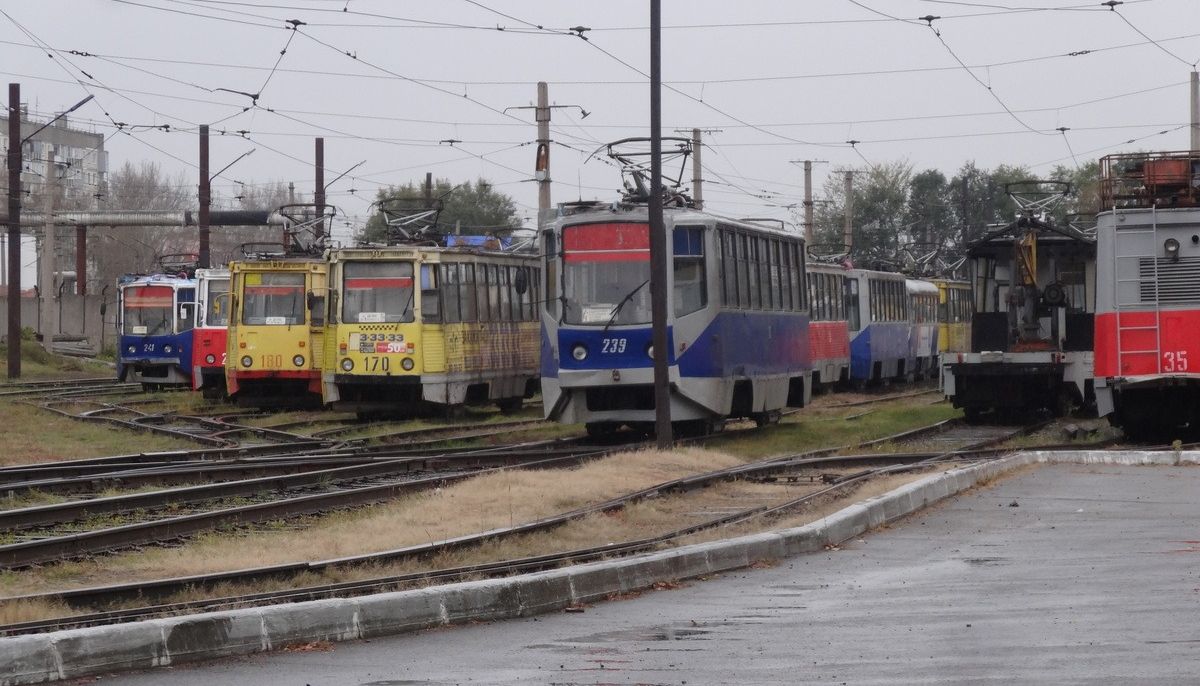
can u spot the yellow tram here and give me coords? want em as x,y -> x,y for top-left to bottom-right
225,258 -> 329,406
934,279 -> 972,353
321,243 -> 540,415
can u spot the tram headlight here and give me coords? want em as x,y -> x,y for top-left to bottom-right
205,354 -> 216,365
340,358 -> 354,372
292,355 -> 305,367
646,344 -> 654,360
401,357 -> 415,371
571,344 -> 588,361
163,345 -> 172,354
127,345 -> 136,354
1165,237 -> 1181,261
240,355 -> 253,368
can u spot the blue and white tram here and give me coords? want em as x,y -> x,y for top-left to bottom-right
540,204 -> 813,436
116,273 -> 197,389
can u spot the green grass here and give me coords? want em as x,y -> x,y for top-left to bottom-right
710,399 -> 961,460
0,340 -> 113,380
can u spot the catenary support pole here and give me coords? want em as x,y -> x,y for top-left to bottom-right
691,128 -> 703,211
843,171 -> 854,254
313,137 -> 325,242
649,0 -> 672,447
804,161 -> 814,243
1191,71 -> 1199,151
7,83 -> 21,378
40,148 -> 56,351
198,125 -> 210,268
537,81 -> 551,224
75,225 -> 86,295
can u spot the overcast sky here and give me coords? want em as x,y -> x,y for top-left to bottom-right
5,0 -> 1199,253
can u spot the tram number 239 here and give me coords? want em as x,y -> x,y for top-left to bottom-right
365,356 -> 390,372
1163,350 -> 1189,372
600,338 -> 627,354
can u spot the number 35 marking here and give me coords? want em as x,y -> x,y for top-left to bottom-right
1164,350 -> 1189,372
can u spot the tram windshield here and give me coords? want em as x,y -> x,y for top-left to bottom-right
122,285 -> 174,335
242,272 -> 305,325
342,261 -> 416,323
562,223 -> 652,326
205,278 -> 230,327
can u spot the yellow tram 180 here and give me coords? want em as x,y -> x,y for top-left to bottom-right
934,279 -> 972,353
224,205 -> 333,407
322,237 -> 540,416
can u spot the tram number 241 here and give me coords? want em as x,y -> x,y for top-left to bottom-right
1163,350 -> 1189,372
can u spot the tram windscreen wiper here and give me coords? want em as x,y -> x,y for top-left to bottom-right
603,278 -> 649,332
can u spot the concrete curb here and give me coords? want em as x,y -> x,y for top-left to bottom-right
2,450 -> 1196,685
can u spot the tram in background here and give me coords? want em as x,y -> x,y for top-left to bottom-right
224,205 -> 331,407
191,267 -> 230,398
322,234 -> 539,416
934,279 -> 973,354
942,181 -> 1096,422
116,256 -> 198,390
1094,150 -> 1200,439
806,262 -> 851,390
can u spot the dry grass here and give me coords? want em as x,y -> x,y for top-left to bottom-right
0,400 -> 197,466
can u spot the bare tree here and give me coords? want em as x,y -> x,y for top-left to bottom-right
91,161 -> 191,288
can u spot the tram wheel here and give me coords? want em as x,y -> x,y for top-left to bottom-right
585,422 -> 618,439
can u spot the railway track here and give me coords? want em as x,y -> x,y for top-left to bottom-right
0,416 -> 1091,635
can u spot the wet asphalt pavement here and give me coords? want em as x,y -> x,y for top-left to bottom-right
105,462 -> 1200,685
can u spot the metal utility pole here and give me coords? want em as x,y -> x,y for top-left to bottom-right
288,181 -> 295,204
843,170 -> 854,254
423,171 -> 433,207
649,0 -> 672,447
536,81 -> 551,225
40,149 -> 56,351
314,137 -> 325,241
7,83 -> 21,378
198,125 -> 210,268
75,225 -> 86,295
691,128 -> 703,210
1192,70 -> 1199,151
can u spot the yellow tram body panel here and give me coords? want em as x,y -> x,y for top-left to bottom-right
225,258 -> 328,401
934,279 -> 972,354
322,246 -> 539,410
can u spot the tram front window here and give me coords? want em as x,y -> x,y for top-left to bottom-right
562,223 -> 652,326
123,285 -> 174,335
205,279 -> 230,327
242,273 -> 305,325
342,261 -> 416,323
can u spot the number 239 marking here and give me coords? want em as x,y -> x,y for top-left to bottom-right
1164,350 -> 1189,372
601,338 -> 627,354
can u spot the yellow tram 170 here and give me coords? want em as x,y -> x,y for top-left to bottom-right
321,242 -> 540,415
225,257 -> 329,406
934,279 -> 972,354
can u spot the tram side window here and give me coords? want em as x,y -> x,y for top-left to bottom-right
421,264 -> 440,323
177,290 -> 195,333
673,226 -> 707,317
488,265 -> 501,321
441,264 -> 461,323
543,232 -> 559,318
846,278 -> 861,330
807,273 -> 818,320
461,264 -> 478,322
205,279 -> 230,327
780,243 -> 793,311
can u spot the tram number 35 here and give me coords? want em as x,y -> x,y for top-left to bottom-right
1163,350 -> 1189,372
601,338 -> 627,354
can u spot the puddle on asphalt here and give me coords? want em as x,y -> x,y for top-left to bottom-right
558,625 -> 714,644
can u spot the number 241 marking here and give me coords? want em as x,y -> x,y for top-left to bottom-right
1164,350 -> 1189,372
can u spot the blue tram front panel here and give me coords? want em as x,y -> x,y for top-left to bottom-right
116,278 -> 195,386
